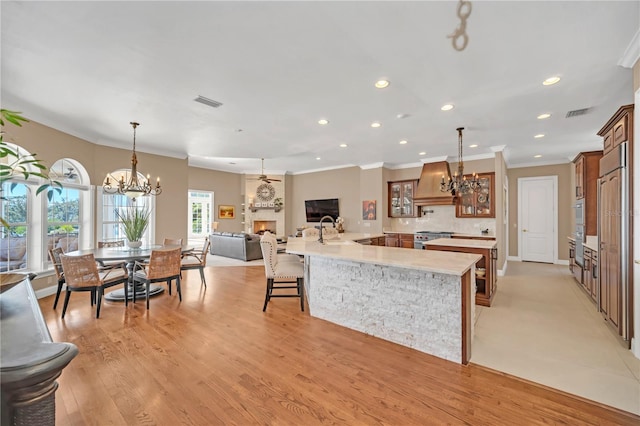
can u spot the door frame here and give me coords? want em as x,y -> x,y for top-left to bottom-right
517,175 -> 558,263
187,190 -> 214,240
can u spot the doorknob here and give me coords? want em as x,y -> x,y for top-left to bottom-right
523,229 -> 527,232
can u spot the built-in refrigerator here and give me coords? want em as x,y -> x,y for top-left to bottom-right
598,141 -> 630,343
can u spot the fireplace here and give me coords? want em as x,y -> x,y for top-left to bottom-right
253,220 -> 277,235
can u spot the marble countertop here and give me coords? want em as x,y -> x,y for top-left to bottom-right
567,236 -> 576,242
584,236 -> 599,251
286,235 -> 481,276
423,238 -> 497,249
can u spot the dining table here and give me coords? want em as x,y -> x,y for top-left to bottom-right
64,244 -> 193,302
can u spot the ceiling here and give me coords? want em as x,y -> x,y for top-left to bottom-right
2,1 -> 638,176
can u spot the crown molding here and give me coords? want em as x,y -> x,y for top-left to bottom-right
618,28 -> 640,68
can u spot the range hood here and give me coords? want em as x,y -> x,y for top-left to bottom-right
413,161 -> 457,206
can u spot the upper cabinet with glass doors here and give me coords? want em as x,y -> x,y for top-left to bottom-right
456,172 -> 495,218
388,180 -> 417,218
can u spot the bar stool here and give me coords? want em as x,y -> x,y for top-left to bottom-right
259,234 -> 304,311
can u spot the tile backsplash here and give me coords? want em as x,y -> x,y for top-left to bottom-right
387,205 -> 496,235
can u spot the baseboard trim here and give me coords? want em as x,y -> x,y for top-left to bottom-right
507,255 -> 521,262
35,285 -> 58,300
555,259 -> 570,266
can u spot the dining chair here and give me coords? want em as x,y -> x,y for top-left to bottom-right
163,238 -> 183,246
180,238 -> 210,287
97,240 -> 126,270
59,253 -> 129,318
259,234 -> 304,312
48,247 -> 66,309
133,247 -> 182,309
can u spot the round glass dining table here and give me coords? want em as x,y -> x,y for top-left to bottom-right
64,244 -> 193,301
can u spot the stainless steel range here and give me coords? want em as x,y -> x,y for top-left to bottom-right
414,231 -> 453,249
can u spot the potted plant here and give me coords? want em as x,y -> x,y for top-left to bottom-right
115,207 -> 151,248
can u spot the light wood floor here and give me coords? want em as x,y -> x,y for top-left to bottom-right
39,266 -> 639,425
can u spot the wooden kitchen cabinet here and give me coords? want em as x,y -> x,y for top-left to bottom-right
384,233 -> 414,248
573,151 -> 602,236
597,104 -> 633,343
455,172 -> 495,218
425,242 -> 497,307
569,238 -> 582,284
388,180 -> 417,218
583,247 -> 593,296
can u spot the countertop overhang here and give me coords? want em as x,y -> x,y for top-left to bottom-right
424,238 -> 498,249
286,234 -> 481,276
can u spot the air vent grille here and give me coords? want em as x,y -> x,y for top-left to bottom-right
194,95 -> 223,108
565,108 -> 590,118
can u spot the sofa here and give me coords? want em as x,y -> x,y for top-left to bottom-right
209,232 -> 263,261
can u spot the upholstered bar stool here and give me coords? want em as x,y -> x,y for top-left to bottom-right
259,234 -> 305,312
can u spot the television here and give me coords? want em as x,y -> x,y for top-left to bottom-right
305,198 -> 340,222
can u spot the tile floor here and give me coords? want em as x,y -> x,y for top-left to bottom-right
472,261 -> 640,415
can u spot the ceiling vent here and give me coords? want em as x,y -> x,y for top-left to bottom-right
565,108 -> 590,118
194,95 -> 223,108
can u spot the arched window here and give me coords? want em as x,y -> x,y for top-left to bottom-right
46,159 -> 91,258
99,169 -> 155,246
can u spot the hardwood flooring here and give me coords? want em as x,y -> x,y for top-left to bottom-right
39,266 -> 639,425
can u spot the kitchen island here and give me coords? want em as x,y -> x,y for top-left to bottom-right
286,234 -> 481,364
424,238 -> 498,307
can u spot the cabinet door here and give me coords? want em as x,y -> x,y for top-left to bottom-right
603,129 -> 614,155
574,155 -> 584,199
385,234 -> 400,247
401,181 -> 415,217
388,183 -> 401,217
613,115 -> 627,147
400,233 -> 414,249
455,172 -> 495,218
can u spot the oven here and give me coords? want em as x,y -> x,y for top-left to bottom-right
575,199 -> 584,225
414,231 -> 453,249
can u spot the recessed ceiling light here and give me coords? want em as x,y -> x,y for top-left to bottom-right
399,140 -> 408,145
316,157 -> 321,160
537,113 -> 551,120
469,144 -> 478,148
339,143 -> 348,148
371,122 -> 381,128
396,113 -> 411,119
534,154 -> 542,158
534,134 -> 545,139
441,104 -> 454,111
419,152 -> 426,156
229,162 -> 236,165
374,80 -> 390,89
318,119 -> 329,125
543,76 -> 561,86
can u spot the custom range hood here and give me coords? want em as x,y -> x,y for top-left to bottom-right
413,161 -> 457,206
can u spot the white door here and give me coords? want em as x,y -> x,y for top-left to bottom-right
519,177 -> 556,263
188,191 -> 213,239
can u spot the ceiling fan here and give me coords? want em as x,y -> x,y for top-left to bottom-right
250,158 -> 281,184
63,167 -> 78,179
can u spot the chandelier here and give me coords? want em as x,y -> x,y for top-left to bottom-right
440,127 -> 481,196
103,122 -> 162,201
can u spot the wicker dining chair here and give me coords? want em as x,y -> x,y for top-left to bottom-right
180,238 -> 210,287
133,247 -> 182,309
97,240 -> 126,270
48,247 -> 66,309
162,238 -> 183,246
59,253 -> 129,318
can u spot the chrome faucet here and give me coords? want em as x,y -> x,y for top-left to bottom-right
318,215 -> 336,244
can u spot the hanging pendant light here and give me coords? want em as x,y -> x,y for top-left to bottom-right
103,122 -> 162,202
440,127 -> 481,196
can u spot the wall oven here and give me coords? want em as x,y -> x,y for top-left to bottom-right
575,199 -> 584,225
